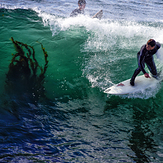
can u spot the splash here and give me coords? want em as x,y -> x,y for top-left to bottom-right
156,48 -> 163,63
120,83 -> 161,99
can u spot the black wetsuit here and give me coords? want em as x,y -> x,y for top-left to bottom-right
131,42 -> 161,84
70,8 -> 84,17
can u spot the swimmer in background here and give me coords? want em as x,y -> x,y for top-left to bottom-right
70,0 -> 86,17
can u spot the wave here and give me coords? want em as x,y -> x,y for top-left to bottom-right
29,10 -> 163,99
1,6 -> 163,99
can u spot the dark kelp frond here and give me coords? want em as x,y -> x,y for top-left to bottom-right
6,37 -> 49,103
37,42 -> 49,78
10,37 -> 25,56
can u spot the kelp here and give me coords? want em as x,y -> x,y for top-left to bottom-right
5,37 -> 49,103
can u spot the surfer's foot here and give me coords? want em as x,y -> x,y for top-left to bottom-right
130,79 -> 135,86
152,72 -> 161,80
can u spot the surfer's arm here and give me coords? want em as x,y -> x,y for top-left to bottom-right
70,8 -> 82,17
139,48 -> 150,78
138,49 -> 147,74
139,55 -> 150,78
70,9 -> 77,17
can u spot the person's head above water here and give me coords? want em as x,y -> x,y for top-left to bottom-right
78,0 -> 86,5
146,39 -> 156,51
78,0 -> 86,10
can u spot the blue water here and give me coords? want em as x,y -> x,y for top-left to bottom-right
0,0 -> 163,162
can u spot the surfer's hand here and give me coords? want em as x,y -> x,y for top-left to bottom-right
144,73 -> 151,78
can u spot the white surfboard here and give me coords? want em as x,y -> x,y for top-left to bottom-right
104,75 -> 160,95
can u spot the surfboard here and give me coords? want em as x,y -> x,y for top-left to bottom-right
104,75 -> 160,95
92,10 -> 103,20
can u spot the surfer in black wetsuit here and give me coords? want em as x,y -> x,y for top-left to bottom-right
70,0 -> 86,17
130,39 -> 161,86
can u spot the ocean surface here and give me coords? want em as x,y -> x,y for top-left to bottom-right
0,0 -> 163,162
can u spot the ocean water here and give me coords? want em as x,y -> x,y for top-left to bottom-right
0,0 -> 163,162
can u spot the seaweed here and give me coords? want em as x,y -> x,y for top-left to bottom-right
5,37 -> 49,103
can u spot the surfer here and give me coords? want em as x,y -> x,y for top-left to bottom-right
130,39 -> 161,86
70,0 -> 86,17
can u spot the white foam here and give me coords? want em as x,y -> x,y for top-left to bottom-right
156,48 -> 163,63
37,12 -> 163,53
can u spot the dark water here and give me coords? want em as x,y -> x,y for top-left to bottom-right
0,0 -> 163,162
